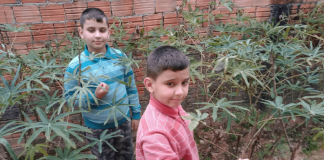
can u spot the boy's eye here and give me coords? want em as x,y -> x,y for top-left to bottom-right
167,83 -> 174,86
100,28 -> 107,33
88,29 -> 94,32
182,81 -> 188,85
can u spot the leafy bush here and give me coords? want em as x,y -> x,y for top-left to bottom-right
0,0 -> 324,159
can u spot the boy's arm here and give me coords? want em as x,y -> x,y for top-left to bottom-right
124,68 -> 141,120
139,132 -> 178,160
64,64 -> 96,109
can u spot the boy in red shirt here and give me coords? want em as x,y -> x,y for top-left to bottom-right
136,46 -> 199,160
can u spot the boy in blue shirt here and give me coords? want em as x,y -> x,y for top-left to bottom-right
64,8 -> 141,160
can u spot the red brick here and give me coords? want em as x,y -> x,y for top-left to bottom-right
53,22 -> 77,36
21,0 -> 46,3
197,0 -> 214,10
256,7 -> 271,12
13,5 -> 42,23
134,0 -> 155,15
182,0 -> 196,11
144,13 -> 163,21
66,21 -> 76,27
144,26 -> 160,32
3,74 -> 13,81
234,0 -> 252,7
136,76 -> 143,81
111,0 -> 133,16
164,12 -> 182,28
39,4 -> 66,22
0,0 -> 16,4
88,1 -> 112,17
256,11 -> 270,17
144,14 -> 163,30
0,6 -> 15,24
27,42 -> 45,50
64,2 -> 87,20
48,0 -> 71,2
31,23 -> 56,41
138,90 -> 144,95
156,0 -> 176,13
32,35 -> 54,42
256,17 -> 269,21
12,44 -> 28,54
54,23 -> 67,34
122,16 -> 144,32
252,0 -> 274,6
7,26 -> 32,43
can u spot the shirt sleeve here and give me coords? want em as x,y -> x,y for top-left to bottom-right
139,132 -> 179,160
124,67 -> 141,119
64,62 -> 96,110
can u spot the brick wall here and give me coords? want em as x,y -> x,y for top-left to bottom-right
0,0 -> 320,101
0,0 -> 321,158
0,0 -> 320,53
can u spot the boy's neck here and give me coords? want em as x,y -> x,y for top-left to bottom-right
86,45 -> 107,54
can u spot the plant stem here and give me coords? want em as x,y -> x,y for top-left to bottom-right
290,116 -> 312,160
268,118 -> 290,159
199,136 -> 238,159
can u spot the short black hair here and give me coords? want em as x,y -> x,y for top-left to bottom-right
80,8 -> 108,28
147,46 -> 189,80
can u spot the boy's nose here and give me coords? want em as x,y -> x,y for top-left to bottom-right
175,85 -> 184,96
95,31 -> 101,38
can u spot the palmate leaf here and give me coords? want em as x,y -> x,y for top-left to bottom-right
1,24 -> 30,32
30,56 -> 63,72
197,98 -> 248,121
112,52 -> 140,74
19,143 -> 49,160
97,88 -> 135,127
230,62 -> 263,87
0,65 -> 41,111
0,121 -> 19,160
220,0 -> 234,12
87,130 -> 123,153
262,96 -> 298,112
67,79 -> 98,110
40,145 -> 97,160
15,109 -> 91,149
30,90 -> 62,112
298,99 -> 324,116
182,110 -> 209,130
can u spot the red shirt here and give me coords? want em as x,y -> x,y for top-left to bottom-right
136,96 -> 199,160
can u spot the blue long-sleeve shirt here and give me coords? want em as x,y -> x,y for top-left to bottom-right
64,44 -> 141,129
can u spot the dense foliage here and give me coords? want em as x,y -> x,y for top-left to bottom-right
0,0 -> 324,159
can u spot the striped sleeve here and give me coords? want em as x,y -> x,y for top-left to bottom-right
138,132 -> 179,160
64,60 -> 95,110
124,68 -> 141,119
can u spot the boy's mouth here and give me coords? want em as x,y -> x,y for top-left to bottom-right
94,41 -> 102,44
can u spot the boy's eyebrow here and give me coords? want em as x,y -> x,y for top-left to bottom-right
164,77 -> 190,82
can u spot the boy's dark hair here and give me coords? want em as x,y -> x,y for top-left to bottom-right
147,46 -> 189,80
80,8 -> 108,28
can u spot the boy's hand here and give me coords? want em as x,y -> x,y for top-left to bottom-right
132,119 -> 140,131
95,82 -> 109,99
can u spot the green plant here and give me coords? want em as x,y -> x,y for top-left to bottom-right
0,1 -> 324,159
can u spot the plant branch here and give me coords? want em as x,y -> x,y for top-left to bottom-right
199,136 -> 238,159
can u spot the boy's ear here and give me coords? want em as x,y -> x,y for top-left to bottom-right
144,77 -> 154,93
78,27 -> 84,39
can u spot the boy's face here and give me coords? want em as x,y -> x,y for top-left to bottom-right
144,67 -> 190,109
79,19 -> 109,54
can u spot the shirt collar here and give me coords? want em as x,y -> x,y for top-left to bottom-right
149,94 -> 184,118
83,44 -> 112,62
